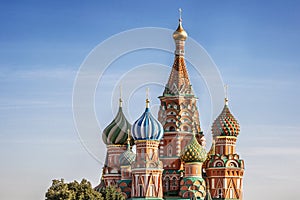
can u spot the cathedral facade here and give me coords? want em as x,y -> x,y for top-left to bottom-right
96,16 -> 245,200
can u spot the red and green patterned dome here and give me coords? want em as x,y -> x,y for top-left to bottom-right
212,99 -> 240,137
180,134 -> 207,163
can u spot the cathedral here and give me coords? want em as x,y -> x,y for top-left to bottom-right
95,15 -> 245,200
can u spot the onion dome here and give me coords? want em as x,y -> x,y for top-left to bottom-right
180,134 -> 207,163
119,136 -> 136,166
102,99 -> 131,145
212,98 -> 240,137
173,19 -> 188,41
131,99 -> 164,141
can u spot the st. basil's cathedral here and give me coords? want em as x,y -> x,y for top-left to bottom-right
95,15 -> 245,200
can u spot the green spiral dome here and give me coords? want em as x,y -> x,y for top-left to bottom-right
102,106 -> 131,145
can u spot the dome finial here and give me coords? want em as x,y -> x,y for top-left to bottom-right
179,8 -> 182,22
126,129 -> 131,147
146,87 -> 150,108
173,8 -> 188,41
224,84 -> 229,106
119,85 -> 123,107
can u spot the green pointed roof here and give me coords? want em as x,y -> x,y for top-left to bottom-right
180,134 -> 207,163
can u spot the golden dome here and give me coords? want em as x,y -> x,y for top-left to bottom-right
173,20 -> 188,41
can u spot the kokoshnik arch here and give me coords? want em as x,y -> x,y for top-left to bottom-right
95,13 -> 245,200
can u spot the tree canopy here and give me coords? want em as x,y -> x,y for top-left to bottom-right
99,185 -> 125,200
45,179 -> 125,200
45,179 -> 103,200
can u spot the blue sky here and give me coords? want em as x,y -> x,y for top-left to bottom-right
0,1 -> 300,199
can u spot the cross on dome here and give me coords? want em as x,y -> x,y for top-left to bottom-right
179,8 -> 182,21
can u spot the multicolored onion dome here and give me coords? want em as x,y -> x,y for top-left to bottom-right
173,20 -> 188,41
212,99 -> 240,137
102,100 -> 131,145
180,134 -> 207,163
131,100 -> 164,141
119,142 -> 136,166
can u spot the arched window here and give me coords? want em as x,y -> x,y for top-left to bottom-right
172,176 -> 177,186
167,145 -> 172,156
229,189 -> 233,198
139,184 -> 143,196
149,184 -> 154,196
141,149 -> 145,159
164,177 -> 170,191
183,126 -> 189,131
169,126 -> 175,131
218,189 -> 222,198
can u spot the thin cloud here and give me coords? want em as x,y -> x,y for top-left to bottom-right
0,67 -> 77,81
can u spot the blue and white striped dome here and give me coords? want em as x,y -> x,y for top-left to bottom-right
131,100 -> 164,141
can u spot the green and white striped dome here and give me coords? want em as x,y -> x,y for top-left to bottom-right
102,101 -> 131,145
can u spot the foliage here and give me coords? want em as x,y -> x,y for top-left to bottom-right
99,185 -> 125,200
45,178 -> 103,200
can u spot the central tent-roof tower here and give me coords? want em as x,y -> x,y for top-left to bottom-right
157,9 -> 207,197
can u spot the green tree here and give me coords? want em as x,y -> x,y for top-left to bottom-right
45,179 -> 103,200
99,185 -> 125,200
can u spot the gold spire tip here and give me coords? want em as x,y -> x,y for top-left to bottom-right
127,129 -> 131,145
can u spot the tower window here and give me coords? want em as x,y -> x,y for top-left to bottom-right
164,177 -> 170,190
139,184 -> 143,196
230,189 -> 233,198
172,177 -> 177,186
141,149 -> 145,159
183,126 -> 189,131
167,145 -> 172,156
218,189 -> 222,198
169,126 -> 175,131
149,184 -> 154,196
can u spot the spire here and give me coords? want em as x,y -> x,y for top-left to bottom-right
163,11 -> 192,96
173,8 -> 188,41
146,87 -> 150,108
179,8 -> 182,22
224,84 -> 228,106
119,85 -> 123,107
126,129 -> 131,148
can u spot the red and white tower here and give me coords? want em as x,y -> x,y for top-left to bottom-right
101,98 -> 132,186
131,98 -> 164,199
205,97 -> 245,199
